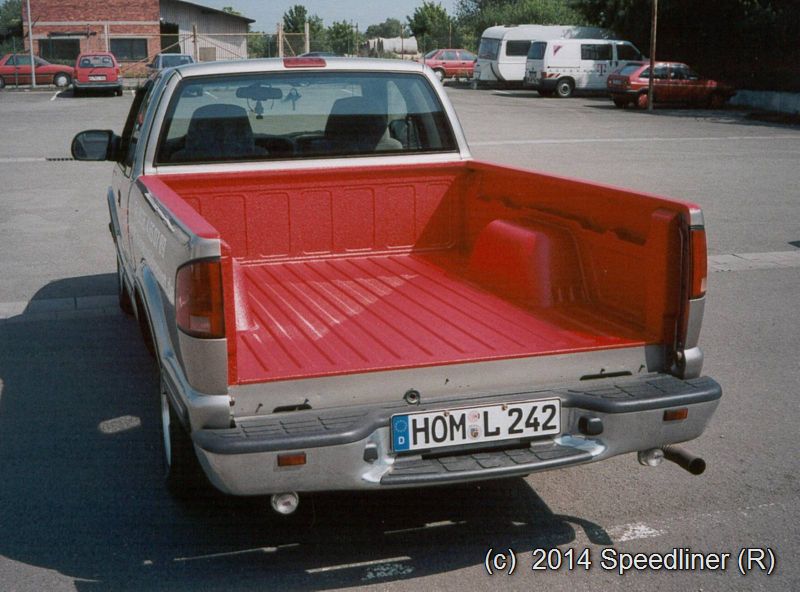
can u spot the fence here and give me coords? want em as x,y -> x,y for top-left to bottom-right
3,25 -> 423,89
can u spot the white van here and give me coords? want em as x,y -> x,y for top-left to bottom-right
474,25 -> 609,86
524,38 -> 644,97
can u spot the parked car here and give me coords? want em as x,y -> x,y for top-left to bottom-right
0,53 -> 73,89
146,53 -> 195,77
73,52 -> 123,96
419,48 -> 477,81
607,61 -> 735,109
524,38 -> 644,97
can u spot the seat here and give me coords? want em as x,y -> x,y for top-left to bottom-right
172,103 -> 267,162
325,96 -> 403,153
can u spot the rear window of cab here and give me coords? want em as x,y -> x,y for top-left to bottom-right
155,71 -> 458,165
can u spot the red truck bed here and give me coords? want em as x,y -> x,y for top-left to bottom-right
234,252 -> 645,383
148,161 -> 688,385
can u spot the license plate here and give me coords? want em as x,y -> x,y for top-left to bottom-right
89,75 -> 106,81
391,399 -> 560,452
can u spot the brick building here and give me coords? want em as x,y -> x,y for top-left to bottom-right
22,0 -> 253,74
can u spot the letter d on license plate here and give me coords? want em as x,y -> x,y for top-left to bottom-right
391,399 -> 560,452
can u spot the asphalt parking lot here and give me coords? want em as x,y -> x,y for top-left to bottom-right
1,85 -> 799,591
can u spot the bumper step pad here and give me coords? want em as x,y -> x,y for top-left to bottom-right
381,440 -> 593,485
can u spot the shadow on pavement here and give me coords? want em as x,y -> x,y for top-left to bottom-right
0,275 -> 612,591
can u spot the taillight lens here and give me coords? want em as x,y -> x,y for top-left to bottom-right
689,228 -> 707,299
176,259 -> 225,339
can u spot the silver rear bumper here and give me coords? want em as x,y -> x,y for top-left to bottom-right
192,375 -> 721,495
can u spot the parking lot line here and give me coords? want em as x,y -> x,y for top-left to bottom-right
50,91 -> 59,101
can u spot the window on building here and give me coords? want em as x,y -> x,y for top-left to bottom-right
38,39 -> 80,64
110,38 -> 149,61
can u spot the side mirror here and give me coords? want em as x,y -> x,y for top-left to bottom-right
71,130 -> 119,161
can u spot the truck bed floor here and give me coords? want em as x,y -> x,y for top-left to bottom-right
234,253 -> 647,384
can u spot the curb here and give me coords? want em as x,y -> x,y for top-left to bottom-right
729,90 -> 800,116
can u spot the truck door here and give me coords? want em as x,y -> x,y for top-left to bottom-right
582,43 -> 612,90
114,80 -> 155,269
11,54 -> 32,85
665,64 -> 692,103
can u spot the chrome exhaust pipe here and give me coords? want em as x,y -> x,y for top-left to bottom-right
270,492 -> 300,515
662,445 -> 706,475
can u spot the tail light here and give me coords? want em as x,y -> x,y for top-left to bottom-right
675,225 -> 707,354
176,259 -> 225,339
689,228 -> 707,299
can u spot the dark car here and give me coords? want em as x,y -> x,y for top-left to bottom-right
607,61 -> 735,109
73,52 -> 123,96
418,48 -> 477,82
146,53 -> 195,77
0,53 -> 73,89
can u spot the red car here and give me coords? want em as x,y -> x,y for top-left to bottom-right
419,48 -> 476,82
607,61 -> 735,109
0,53 -> 73,89
73,52 -> 123,96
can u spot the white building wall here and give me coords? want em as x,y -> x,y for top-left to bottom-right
160,0 -> 249,61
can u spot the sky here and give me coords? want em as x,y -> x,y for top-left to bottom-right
197,0 -> 461,32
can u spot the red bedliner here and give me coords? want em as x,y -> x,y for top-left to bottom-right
234,253 -> 646,384
155,161 -> 692,386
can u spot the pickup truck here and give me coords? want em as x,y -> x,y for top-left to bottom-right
71,57 -> 721,514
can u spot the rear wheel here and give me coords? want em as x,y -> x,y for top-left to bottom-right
53,73 -> 71,88
160,373 -> 211,500
555,78 -> 574,98
636,92 -> 650,109
433,69 -> 445,82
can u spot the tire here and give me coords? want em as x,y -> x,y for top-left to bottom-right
537,89 -> 555,98
613,97 -> 628,108
53,73 -> 71,88
0,76 -> 5,90
636,92 -> 650,109
160,373 -> 211,500
434,69 -> 445,82
115,87 -> 124,97
555,78 -> 574,98
117,259 -> 134,315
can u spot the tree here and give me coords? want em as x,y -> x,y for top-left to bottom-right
570,0 -> 800,91
283,4 -> 308,33
0,0 -> 22,55
456,0 -> 584,49
407,2 -> 458,52
365,17 -> 409,39
327,20 -> 356,55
